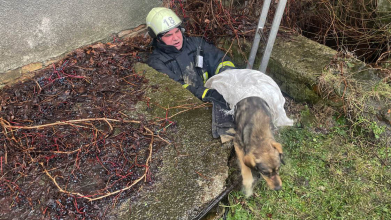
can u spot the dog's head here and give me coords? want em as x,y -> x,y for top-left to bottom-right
243,140 -> 284,190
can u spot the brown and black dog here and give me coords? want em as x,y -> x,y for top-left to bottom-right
234,96 -> 284,197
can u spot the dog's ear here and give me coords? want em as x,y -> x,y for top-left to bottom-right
272,142 -> 285,165
243,153 -> 256,168
272,142 -> 283,154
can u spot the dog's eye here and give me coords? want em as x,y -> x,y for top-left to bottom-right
256,164 -> 269,175
256,164 -> 263,170
259,170 -> 271,177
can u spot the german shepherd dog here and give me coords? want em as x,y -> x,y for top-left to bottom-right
234,96 -> 284,197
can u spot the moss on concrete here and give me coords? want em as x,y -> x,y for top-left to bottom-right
219,33 -> 336,103
113,63 -> 232,220
266,33 -> 336,103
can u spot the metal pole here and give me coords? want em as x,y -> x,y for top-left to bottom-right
259,0 -> 287,73
191,183 -> 238,220
246,0 -> 272,69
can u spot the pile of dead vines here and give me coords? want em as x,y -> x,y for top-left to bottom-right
167,0 -> 390,70
285,0 -> 390,63
0,34 -> 204,219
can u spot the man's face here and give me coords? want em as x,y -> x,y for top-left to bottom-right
161,28 -> 183,50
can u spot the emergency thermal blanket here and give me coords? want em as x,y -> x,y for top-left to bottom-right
205,69 -> 294,127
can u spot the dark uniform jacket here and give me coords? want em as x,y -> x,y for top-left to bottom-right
147,36 -> 235,100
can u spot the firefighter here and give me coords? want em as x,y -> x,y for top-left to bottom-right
146,7 -> 236,139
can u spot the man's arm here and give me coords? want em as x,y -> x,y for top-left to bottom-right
147,57 -> 183,82
201,39 -> 236,77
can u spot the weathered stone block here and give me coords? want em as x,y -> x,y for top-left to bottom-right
0,68 -> 22,89
118,25 -> 147,39
21,62 -> 43,74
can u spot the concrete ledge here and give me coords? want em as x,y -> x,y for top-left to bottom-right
110,63 -> 232,220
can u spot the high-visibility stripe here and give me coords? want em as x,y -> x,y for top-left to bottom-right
203,71 -> 209,84
215,61 -> 235,75
182,84 -> 189,88
202,89 -> 209,99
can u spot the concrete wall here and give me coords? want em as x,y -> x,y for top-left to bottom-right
0,0 -> 161,84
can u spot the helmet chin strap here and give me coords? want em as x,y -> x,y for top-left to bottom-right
156,35 -> 165,44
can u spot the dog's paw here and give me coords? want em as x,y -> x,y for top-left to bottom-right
243,177 -> 254,188
242,179 -> 254,198
243,187 -> 253,198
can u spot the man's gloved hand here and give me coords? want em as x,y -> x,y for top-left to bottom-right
202,89 -> 227,107
205,90 -> 234,139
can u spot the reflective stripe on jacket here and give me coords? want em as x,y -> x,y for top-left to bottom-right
147,36 -> 235,100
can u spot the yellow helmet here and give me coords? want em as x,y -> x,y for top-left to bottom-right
146,7 -> 182,38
